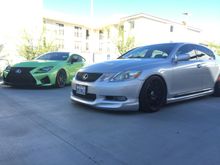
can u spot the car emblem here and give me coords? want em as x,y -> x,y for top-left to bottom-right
15,69 -> 22,74
82,73 -> 88,80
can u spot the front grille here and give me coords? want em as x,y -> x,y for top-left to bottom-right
72,90 -> 96,101
76,72 -> 102,82
5,67 -> 36,86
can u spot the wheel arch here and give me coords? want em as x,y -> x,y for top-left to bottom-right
57,68 -> 68,78
55,68 -> 68,85
141,74 -> 168,100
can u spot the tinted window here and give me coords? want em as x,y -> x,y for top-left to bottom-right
69,54 -> 85,63
194,45 -> 215,60
119,43 -> 176,59
176,45 -> 197,60
36,52 -> 69,61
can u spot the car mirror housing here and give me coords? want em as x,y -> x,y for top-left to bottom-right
174,54 -> 190,62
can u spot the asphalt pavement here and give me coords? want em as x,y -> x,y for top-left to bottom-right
0,82 -> 220,165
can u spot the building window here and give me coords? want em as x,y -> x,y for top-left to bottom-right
107,42 -> 110,52
74,26 -> 82,38
86,29 -> 89,39
74,41 -> 81,50
56,39 -> 64,49
99,30 -> 104,40
107,29 -> 110,39
129,21 -> 135,29
86,43 -> 89,51
56,23 -> 64,35
170,25 -> 174,32
107,47 -> 110,52
99,43 -> 103,52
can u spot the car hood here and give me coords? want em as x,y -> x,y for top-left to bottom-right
12,60 -> 64,68
80,59 -> 168,73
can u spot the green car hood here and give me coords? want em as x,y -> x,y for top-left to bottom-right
13,60 -> 64,68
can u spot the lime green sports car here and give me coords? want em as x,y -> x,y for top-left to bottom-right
3,52 -> 86,87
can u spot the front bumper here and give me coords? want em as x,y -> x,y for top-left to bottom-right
70,79 -> 144,111
3,70 -> 56,87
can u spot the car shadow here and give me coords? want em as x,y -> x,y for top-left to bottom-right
0,83 -> 70,90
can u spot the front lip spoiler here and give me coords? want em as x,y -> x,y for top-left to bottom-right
70,94 -> 139,111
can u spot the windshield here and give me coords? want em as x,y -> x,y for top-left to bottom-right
36,52 -> 69,61
119,43 -> 177,59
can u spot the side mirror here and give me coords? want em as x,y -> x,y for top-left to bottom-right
174,54 -> 190,62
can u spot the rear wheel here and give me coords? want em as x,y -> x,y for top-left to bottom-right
55,69 -> 67,88
139,76 -> 166,112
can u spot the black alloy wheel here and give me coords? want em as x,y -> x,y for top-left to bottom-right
139,76 -> 166,112
56,69 -> 67,88
213,76 -> 220,97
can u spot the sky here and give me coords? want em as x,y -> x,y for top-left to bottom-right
44,0 -> 220,42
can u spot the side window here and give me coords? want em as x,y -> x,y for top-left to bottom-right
176,45 -> 197,61
69,54 -> 81,63
194,45 -> 214,60
122,47 -> 148,59
152,50 -> 168,58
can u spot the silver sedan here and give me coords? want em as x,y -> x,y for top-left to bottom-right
71,43 -> 220,112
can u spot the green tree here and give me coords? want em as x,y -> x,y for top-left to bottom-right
207,42 -> 220,55
117,25 -> 135,55
19,29 -> 58,60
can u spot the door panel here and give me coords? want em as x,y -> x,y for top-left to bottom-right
194,46 -> 219,89
67,54 -> 85,80
170,61 -> 204,96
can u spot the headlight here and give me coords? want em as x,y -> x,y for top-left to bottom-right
35,66 -> 54,73
99,71 -> 141,82
5,65 -> 11,72
109,70 -> 141,82
99,73 -> 115,82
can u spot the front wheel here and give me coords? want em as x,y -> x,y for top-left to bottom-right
139,76 -> 166,112
55,69 -> 67,88
213,78 -> 220,97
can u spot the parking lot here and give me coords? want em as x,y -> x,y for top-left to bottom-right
0,82 -> 220,165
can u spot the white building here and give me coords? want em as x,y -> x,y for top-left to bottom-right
120,13 -> 201,46
43,12 -> 202,62
0,5 -> 202,66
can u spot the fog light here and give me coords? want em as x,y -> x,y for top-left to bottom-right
40,76 -> 50,84
105,96 -> 127,101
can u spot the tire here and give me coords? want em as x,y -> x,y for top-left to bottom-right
55,69 -> 67,88
139,76 -> 166,112
213,80 -> 220,97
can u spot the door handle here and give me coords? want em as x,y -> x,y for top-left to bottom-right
197,64 -> 202,68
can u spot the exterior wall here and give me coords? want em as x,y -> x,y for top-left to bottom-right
44,19 -> 120,63
122,17 -> 201,47
132,18 -> 170,45
43,15 -> 202,63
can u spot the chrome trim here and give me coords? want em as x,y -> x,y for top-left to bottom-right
167,89 -> 213,103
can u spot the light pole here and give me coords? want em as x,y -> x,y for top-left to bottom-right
182,12 -> 189,26
90,0 -> 95,63
90,0 -> 94,21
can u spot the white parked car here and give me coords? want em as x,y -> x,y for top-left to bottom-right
71,43 -> 220,112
